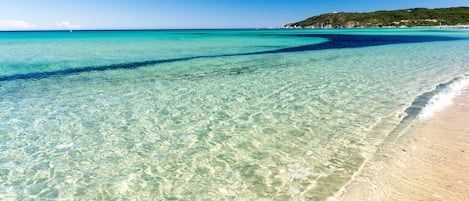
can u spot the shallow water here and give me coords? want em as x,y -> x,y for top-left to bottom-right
0,29 -> 468,200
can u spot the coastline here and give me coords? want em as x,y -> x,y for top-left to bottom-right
283,25 -> 469,29
330,86 -> 469,200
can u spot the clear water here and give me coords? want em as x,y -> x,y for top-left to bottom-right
0,29 -> 468,200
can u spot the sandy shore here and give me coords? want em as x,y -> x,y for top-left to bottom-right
331,87 -> 469,201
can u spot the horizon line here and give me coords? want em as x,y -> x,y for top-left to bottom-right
0,27 -> 287,32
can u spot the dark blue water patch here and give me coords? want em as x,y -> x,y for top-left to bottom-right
0,57 -> 199,82
0,34 -> 464,82
253,34 -> 463,54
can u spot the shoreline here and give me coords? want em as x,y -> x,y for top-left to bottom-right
330,86 -> 469,200
283,25 -> 469,29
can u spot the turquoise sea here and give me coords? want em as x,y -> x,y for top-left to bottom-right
1,29 -> 468,200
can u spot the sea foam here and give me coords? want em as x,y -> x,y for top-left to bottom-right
418,76 -> 469,120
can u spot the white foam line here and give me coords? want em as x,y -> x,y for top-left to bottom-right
418,77 -> 469,120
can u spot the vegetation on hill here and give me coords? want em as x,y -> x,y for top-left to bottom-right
285,7 -> 469,28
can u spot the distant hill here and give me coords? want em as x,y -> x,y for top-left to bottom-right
285,7 -> 469,28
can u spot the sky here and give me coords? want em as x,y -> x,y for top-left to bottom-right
1,0 -> 468,30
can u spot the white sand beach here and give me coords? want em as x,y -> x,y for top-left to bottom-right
332,86 -> 469,201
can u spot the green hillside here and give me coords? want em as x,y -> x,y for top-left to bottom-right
285,7 -> 469,28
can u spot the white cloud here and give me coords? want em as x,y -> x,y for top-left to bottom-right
0,20 -> 36,30
56,21 -> 80,29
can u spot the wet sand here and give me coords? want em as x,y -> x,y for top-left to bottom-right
331,87 -> 469,201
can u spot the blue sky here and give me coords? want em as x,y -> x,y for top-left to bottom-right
1,0 -> 468,30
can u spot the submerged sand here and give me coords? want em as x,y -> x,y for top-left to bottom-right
331,87 -> 469,201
